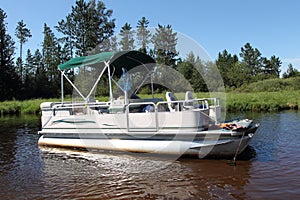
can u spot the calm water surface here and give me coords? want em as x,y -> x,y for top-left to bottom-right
0,111 -> 299,199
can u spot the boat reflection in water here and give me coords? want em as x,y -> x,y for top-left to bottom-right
40,147 -> 254,199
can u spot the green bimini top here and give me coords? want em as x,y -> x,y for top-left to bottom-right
58,51 -> 155,76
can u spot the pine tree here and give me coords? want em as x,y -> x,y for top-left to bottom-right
226,62 -> 249,88
33,49 -> 43,81
97,35 -> 118,52
282,64 -> 300,78
22,49 -> 35,99
42,23 -> 60,97
34,49 -> 49,98
15,20 -> 32,83
56,15 -> 74,58
216,49 -> 238,87
262,56 -> 281,79
177,52 -> 207,92
56,0 -> 115,56
239,43 -> 263,81
151,24 -> 178,67
191,57 -> 208,92
177,52 -> 195,82
119,22 -> 135,51
0,8 -> 20,101
136,17 -> 151,53
110,36 -> 118,51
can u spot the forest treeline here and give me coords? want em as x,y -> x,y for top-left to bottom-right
1,0 -> 299,101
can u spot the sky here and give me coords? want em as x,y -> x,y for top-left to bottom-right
1,0 -> 300,73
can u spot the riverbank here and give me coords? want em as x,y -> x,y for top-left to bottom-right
0,91 -> 299,115
226,90 -> 299,111
0,99 -> 57,115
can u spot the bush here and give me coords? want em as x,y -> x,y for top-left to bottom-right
235,77 -> 300,92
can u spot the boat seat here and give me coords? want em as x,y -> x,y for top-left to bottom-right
166,92 -> 181,112
183,91 -> 195,109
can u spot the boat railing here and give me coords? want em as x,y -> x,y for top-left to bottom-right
126,98 -> 215,113
126,101 -> 158,132
125,98 -> 219,131
52,102 -> 109,109
156,98 -> 219,112
43,101 -> 110,116
42,97 -> 220,116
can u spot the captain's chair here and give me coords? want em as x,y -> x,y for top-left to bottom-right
166,92 -> 181,112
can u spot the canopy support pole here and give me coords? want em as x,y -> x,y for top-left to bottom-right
151,75 -> 154,98
61,71 -> 64,104
106,61 -> 113,103
86,65 -> 108,101
62,71 -> 86,101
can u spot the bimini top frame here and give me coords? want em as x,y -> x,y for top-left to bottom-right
58,51 -> 156,104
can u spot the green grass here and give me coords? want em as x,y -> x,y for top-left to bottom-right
225,91 -> 299,111
225,77 -> 300,111
0,99 -> 59,115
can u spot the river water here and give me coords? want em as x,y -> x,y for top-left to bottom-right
0,111 -> 299,199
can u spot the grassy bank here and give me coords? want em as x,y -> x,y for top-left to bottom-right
0,99 -> 58,115
0,90 -> 299,115
235,77 -> 300,92
225,91 -> 299,111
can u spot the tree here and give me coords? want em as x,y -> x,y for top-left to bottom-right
262,55 -> 281,79
34,49 -> 49,98
97,35 -> 117,52
226,62 -> 249,88
56,15 -> 74,58
152,24 -> 178,67
216,49 -> 238,87
22,49 -> 35,99
282,64 -> 300,78
110,36 -> 118,51
0,8 -> 20,101
177,60 -> 194,82
42,23 -> 61,97
33,49 -> 43,82
56,0 -> 115,56
119,22 -> 135,51
239,43 -> 263,81
15,20 -> 32,82
177,52 -> 197,82
136,17 -> 151,53
191,57 -> 208,92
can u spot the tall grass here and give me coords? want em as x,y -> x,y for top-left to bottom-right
235,77 -> 300,92
0,99 -> 59,115
225,91 -> 299,111
226,77 -> 300,111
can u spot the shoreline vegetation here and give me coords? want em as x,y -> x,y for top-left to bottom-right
0,90 -> 299,116
1,77 -> 300,115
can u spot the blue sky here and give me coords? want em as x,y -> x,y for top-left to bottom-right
1,0 -> 300,73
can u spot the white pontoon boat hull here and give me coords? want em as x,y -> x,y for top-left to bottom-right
38,124 -> 258,158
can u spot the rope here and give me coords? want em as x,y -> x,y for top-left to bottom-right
230,130 -> 245,166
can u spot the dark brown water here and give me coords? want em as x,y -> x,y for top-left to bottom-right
0,111 -> 299,199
